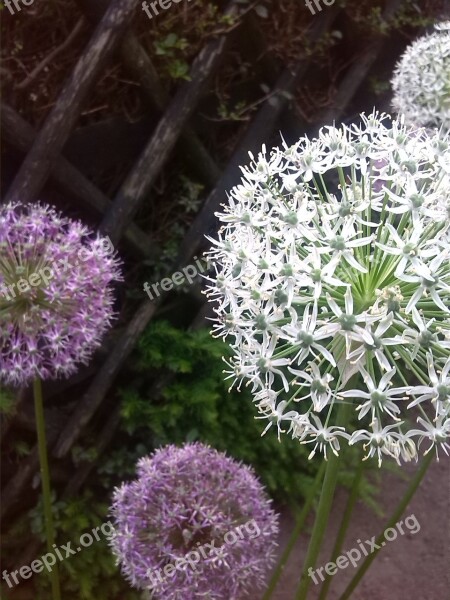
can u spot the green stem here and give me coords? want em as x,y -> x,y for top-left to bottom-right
294,400 -> 353,600
33,378 -> 61,600
337,451 -> 433,600
262,461 -> 326,600
317,456 -> 365,600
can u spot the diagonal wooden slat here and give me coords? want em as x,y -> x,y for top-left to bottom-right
53,299 -> 159,458
1,444 -> 41,519
119,34 -> 221,189
1,103 -> 157,258
99,0 -> 240,245
177,7 -> 340,263
315,0 -> 405,125
4,0 -> 141,205
77,0 -> 221,188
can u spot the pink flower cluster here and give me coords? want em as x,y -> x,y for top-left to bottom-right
0,202 -> 122,386
110,443 -> 279,599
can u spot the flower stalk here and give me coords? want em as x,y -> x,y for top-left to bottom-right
317,455 -> 365,600
337,451 -> 433,600
262,460 -> 326,600
33,378 -> 61,600
295,399 -> 353,600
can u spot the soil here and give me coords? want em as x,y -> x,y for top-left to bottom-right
269,457 -> 450,600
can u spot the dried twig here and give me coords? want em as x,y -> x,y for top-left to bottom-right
16,18 -> 86,91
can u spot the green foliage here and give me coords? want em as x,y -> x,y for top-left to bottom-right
369,76 -> 391,96
154,33 -> 191,80
17,495 -> 138,600
97,443 -> 152,489
1,482 -> 142,600
0,385 -> 17,417
217,99 -> 252,122
135,174 -> 205,284
71,444 -> 99,467
11,439 -> 32,458
120,320 -> 320,502
177,175 -> 204,214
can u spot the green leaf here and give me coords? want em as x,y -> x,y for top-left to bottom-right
165,33 -> 179,47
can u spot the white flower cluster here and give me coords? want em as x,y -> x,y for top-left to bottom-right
391,21 -> 450,131
205,113 -> 450,466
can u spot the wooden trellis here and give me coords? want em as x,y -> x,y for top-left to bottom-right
0,0 -> 437,571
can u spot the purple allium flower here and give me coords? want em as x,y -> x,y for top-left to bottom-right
110,443 -> 279,599
0,202 -> 122,386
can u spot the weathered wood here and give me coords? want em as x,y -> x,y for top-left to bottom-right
75,0 -> 221,187
100,1 -> 240,245
177,7 -> 340,263
119,34 -> 221,188
1,103 -> 157,259
316,0 -> 404,125
1,446 -> 40,519
4,0 -> 141,205
53,300 -> 159,458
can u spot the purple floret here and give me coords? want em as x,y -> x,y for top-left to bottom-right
0,202 -> 122,386
110,443 -> 279,599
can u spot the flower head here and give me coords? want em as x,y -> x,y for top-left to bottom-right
391,22 -> 450,131
205,113 -> 450,464
109,443 -> 279,599
0,202 -> 122,386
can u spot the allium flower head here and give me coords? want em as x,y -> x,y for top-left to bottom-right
391,22 -> 450,131
0,202 -> 122,386
205,113 -> 450,465
110,443 -> 279,599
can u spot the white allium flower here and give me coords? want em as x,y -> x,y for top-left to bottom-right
391,22 -> 450,131
339,368 -> 410,421
205,112 -> 450,464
